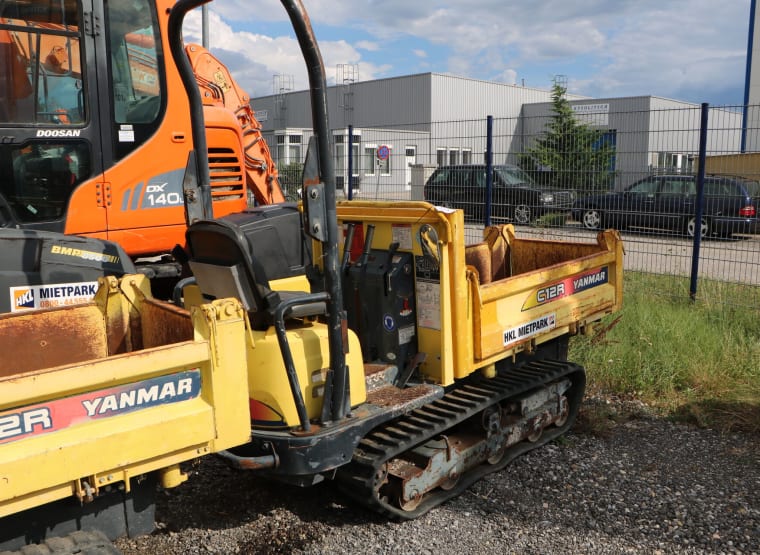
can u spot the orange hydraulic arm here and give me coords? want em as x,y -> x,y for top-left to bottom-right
185,43 -> 285,205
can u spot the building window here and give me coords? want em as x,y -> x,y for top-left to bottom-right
334,132 -> 361,187
462,149 -> 472,164
276,133 -> 303,164
350,144 -> 359,176
288,135 -> 302,162
436,148 -> 447,166
449,149 -> 459,165
335,143 -> 345,177
653,151 -> 692,174
364,146 -> 376,175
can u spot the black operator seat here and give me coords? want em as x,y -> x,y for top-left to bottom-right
185,203 -> 325,330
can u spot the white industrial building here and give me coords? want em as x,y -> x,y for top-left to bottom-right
520,98 -> 743,190
252,72 -> 742,195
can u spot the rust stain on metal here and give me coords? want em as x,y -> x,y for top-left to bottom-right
140,299 -> 193,349
364,363 -> 389,377
235,457 -> 276,470
104,303 -> 129,356
387,458 -> 421,480
367,384 -> 433,408
0,304 -> 107,378
509,237 -> 604,277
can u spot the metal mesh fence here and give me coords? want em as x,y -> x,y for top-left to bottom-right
326,105 -> 760,307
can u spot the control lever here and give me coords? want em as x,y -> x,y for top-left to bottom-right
357,224 -> 375,267
341,223 -> 356,273
384,242 -> 400,295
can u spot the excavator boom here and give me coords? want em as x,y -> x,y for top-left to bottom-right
185,43 -> 284,205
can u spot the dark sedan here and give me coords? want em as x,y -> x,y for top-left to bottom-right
572,174 -> 760,238
424,164 -> 575,224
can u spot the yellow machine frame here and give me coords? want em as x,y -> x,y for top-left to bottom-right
0,275 -> 251,516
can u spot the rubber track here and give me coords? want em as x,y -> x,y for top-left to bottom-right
336,358 -> 586,520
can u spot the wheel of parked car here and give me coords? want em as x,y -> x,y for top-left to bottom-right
581,208 -> 603,230
513,203 -> 532,225
686,216 -> 710,239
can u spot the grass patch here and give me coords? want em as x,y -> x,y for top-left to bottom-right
570,272 -> 760,433
533,212 -> 569,227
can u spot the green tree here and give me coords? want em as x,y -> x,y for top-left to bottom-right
520,84 -> 616,193
276,161 -> 304,201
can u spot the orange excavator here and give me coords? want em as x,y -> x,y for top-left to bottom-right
0,1 -> 282,270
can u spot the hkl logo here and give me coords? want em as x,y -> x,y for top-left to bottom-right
14,288 -> 34,309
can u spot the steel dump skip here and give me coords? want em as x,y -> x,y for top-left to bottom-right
467,225 -> 623,365
0,275 -> 251,518
334,201 -> 623,386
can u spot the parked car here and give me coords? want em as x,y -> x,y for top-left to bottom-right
572,174 -> 760,238
423,164 -> 576,224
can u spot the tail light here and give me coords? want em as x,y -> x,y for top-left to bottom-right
739,205 -> 757,217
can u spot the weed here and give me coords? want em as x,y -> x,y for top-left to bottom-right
570,272 -> 760,433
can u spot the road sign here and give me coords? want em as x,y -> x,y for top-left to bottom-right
376,145 -> 390,161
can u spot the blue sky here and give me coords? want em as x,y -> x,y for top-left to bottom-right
184,0 -> 752,106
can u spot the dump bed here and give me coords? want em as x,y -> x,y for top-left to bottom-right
0,275 -> 251,518
464,223 -> 622,365
335,201 -> 623,386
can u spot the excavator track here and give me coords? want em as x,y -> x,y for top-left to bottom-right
336,359 -> 585,520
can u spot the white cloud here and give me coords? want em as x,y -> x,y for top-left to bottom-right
497,69 -> 518,86
569,0 -> 749,102
183,8 -> 389,97
195,0 -> 750,103
355,40 -> 380,51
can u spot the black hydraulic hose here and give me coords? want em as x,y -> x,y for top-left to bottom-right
280,0 -> 348,421
167,0 -> 213,222
217,449 -> 279,470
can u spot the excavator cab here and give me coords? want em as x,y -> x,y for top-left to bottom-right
0,0 -> 175,238
0,0 -> 257,260
0,0 -> 183,309
0,1 -> 89,227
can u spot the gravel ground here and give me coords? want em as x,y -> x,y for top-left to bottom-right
115,398 -> 760,555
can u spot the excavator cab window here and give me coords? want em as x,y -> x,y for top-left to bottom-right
0,141 -> 90,223
0,0 -> 85,125
0,0 -> 91,225
104,0 -> 165,160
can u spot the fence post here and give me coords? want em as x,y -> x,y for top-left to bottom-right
347,125 -> 354,200
485,115 -> 494,227
690,103 -> 709,301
